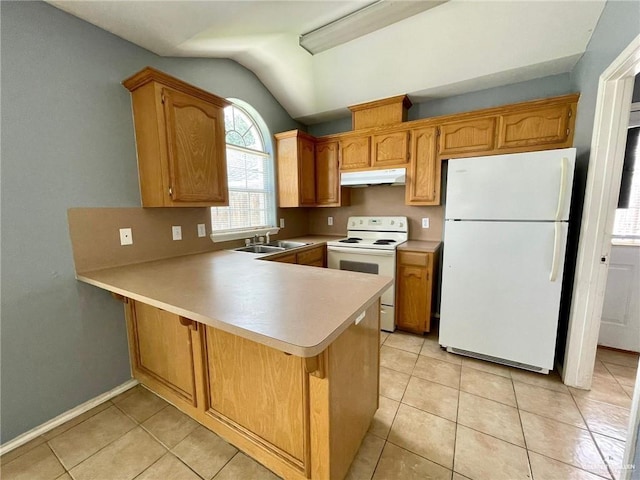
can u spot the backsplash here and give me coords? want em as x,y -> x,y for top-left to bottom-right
68,207 -> 309,272
306,185 -> 444,240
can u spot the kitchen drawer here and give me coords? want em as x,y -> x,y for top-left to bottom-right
398,251 -> 430,267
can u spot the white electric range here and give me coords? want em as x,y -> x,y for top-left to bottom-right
326,216 -> 408,332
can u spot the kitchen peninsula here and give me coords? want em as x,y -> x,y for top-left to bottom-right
75,244 -> 391,480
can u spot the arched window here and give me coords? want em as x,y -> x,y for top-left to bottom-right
210,102 -> 277,240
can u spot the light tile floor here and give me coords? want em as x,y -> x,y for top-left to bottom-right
2,332 -> 638,480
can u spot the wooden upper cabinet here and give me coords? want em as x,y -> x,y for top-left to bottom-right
438,117 -> 496,157
316,140 -> 350,207
372,130 -> 410,167
406,126 -> 440,205
497,104 -> 574,149
163,88 -> 228,203
339,135 -> 371,170
349,94 -> 412,129
123,67 -> 230,207
275,130 -> 316,207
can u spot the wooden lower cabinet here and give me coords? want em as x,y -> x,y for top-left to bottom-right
125,300 -> 200,411
395,250 -> 438,334
121,298 -> 380,480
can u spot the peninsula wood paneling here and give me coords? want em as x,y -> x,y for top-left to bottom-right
204,326 -> 307,463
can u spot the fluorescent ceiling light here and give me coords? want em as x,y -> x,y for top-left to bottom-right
299,0 -> 448,55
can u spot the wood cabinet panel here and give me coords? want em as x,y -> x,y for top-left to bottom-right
163,88 -> 228,203
372,131 -> 409,167
406,126 -> 439,205
275,131 -> 316,208
315,141 -> 340,206
439,117 -> 496,157
297,245 -> 326,267
339,136 -> 371,170
497,104 -> 572,149
298,137 -> 317,206
204,326 -> 307,462
123,67 -> 230,207
272,253 -> 297,264
130,301 -> 196,404
396,251 -> 434,334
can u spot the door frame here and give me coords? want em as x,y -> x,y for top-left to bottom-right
563,34 -> 640,389
562,35 -> 640,478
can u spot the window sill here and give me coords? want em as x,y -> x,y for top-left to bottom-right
210,227 -> 280,243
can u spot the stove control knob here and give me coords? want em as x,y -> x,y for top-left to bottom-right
390,220 -> 395,225
359,220 -> 363,224
399,222 -> 404,227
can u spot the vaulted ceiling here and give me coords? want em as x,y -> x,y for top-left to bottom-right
48,0 -> 606,124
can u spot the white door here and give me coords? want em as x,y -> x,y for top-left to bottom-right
598,244 -> 640,352
446,148 -> 576,221
439,220 -> 568,370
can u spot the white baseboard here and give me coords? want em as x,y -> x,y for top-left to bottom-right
0,379 -> 138,456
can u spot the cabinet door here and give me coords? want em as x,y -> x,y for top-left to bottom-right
315,141 -> 340,206
396,251 -> 433,334
163,88 -> 228,204
298,136 -> 316,206
372,131 -> 409,167
297,246 -> 326,267
439,118 -> 496,157
130,301 -> 197,405
340,136 -> 371,170
406,127 -> 439,205
497,105 -> 572,149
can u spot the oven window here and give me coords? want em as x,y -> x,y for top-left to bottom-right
339,260 -> 379,275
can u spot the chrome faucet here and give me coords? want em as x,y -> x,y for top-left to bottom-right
266,232 -> 271,244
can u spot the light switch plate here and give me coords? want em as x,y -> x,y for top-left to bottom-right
172,225 -> 182,241
422,218 -> 430,229
328,216 -> 333,226
119,228 -> 133,246
279,218 -> 285,228
197,224 -> 206,237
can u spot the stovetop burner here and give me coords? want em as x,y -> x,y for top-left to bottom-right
339,237 -> 362,243
374,239 -> 397,245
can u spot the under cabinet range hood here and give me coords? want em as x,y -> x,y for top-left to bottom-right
340,168 -> 406,187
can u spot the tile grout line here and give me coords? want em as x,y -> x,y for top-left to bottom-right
450,369 -> 462,477
570,391 -> 616,480
210,451 -> 239,479
509,373 -> 535,480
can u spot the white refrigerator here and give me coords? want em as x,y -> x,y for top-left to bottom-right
439,148 -> 576,373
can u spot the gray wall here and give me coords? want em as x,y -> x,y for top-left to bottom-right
308,73 -> 574,136
555,0 -> 640,365
0,0 -> 300,443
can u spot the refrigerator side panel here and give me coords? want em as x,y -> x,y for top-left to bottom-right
445,148 -> 575,221
439,220 -> 569,370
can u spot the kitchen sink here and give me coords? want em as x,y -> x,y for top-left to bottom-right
264,241 -> 309,249
234,245 -> 286,254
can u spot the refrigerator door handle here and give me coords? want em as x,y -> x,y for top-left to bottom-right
550,223 -> 561,282
554,157 -> 569,221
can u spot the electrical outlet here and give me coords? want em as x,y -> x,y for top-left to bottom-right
279,218 -> 285,229
119,228 -> 133,246
197,223 -> 206,237
328,216 -> 333,226
172,225 -> 182,241
421,218 -> 430,229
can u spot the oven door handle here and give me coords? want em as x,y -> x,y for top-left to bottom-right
326,246 -> 396,256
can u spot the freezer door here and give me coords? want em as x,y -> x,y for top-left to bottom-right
439,220 -> 568,370
445,148 -> 575,221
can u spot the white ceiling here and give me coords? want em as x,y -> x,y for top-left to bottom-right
48,0 -> 606,125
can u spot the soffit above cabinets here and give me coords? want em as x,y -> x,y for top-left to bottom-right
47,0 -> 606,125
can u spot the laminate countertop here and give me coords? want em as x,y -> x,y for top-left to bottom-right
76,236 -> 391,358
